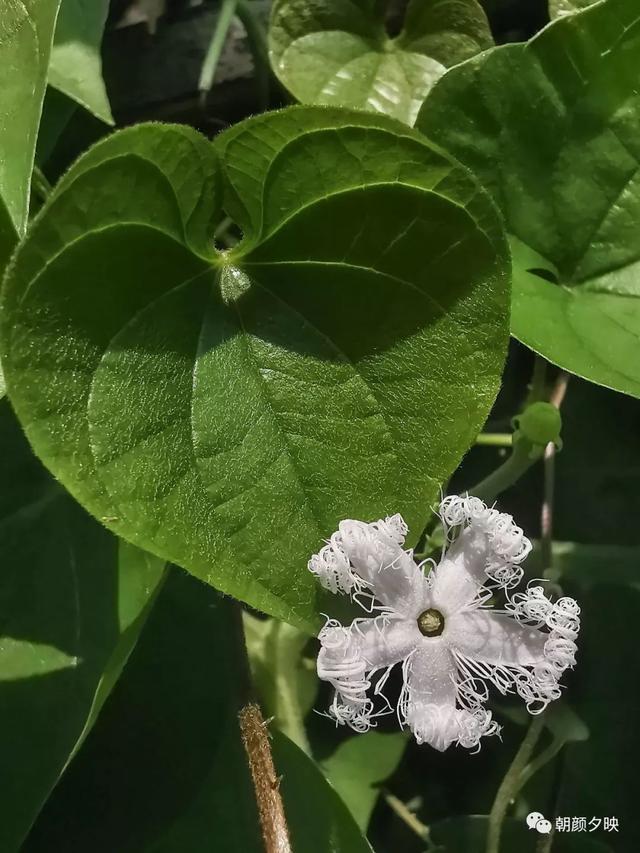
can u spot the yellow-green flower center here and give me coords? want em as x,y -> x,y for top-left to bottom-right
417,608 -> 445,637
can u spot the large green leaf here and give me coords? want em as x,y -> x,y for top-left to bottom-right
25,569 -> 372,853
417,0 -> 640,398
1,109 -> 509,631
0,397 -> 165,851
48,0 -> 113,125
0,0 -> 61,238
269,0 -> 493,125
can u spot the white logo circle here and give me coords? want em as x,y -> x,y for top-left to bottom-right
526,812 -> 545,830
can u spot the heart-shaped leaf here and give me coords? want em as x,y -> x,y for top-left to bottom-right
0,398 -> 165,851
1,108 -> 509,631
269,0 -> 493,125
417,0 -> 640,398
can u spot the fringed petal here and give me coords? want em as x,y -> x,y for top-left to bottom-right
431,495 -> 532,612
400,641 -> 499,751
317,615 -> 419,732
446,611 -> 548,667
429,526 -> 494,613
309,514 -> 426,615
447,596 -> 580,714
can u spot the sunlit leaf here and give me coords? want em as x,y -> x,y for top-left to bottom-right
269,0 -> 492,125
417,0 -> 640,398
1,109 -> 509,631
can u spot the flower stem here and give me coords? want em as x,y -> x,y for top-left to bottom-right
486,714 -> 546,853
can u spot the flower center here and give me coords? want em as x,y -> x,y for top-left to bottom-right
417,608 -> 445,637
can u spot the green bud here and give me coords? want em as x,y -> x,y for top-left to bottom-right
512,402 -> 562,448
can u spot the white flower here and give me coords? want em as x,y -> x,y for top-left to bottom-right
309,495 -> 580,751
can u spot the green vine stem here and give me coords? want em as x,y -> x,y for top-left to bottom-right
199,0 -> 239,105
485,713 -> 546,853
471,433 -> 544,505
475,433 -> 513,448
384,791 -> 438,850
470,362 -> 569,505
517,737 -> 565,791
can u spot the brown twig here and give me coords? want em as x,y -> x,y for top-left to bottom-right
238,703 -> 292,853
548,371 -> 570,410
